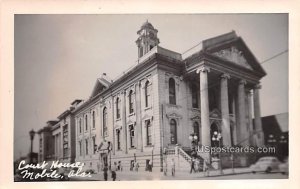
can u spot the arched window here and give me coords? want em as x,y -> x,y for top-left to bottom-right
116,98 -> 120,119
103,107 -> 108,136
170,119 -> 177,144
193,122 -> 200,142
192,84 -> 199,108
116,129 -> 121,150
79,119 -> 82,134
85,115 -> 88,131
129,90 -> 134,114
145,81 -> 150,107
92,111 -> 95,129
169,78 -> 176,105
129,125 -> 135,148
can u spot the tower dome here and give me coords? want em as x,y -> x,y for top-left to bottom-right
141,20 -> 154,30
136,20 -> 160,58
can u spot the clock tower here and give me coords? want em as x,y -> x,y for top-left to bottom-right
136,20 -> 160,58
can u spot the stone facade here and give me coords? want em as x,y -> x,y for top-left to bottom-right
38,21 -> 266,172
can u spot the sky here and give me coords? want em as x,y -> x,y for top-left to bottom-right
14,14 -> 288,159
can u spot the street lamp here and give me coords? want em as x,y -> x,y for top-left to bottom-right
29,129 -> 35,164
212,131 -> 223,174
189,133 -> 198,158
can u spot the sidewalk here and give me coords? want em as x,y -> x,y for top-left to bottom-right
79,167 -> 251,181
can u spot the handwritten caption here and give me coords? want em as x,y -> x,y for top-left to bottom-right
18,160 -> 91,180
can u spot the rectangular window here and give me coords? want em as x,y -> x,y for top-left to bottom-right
79,119 -> 82,134
146,120 -> 152,145
79,141 -> 82,156
63,125 -> 68,157
85,139 -> 88,155
92,137 -> 96,154
116,129 -> 121,150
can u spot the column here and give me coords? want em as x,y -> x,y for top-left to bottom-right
220,73 -> 231,147
247,90 -> 254,146
135,81 -> 143,152
122,91 -> 128,154
253,84 -> 264,146
112,96 -> 116,155
237,79 -> 248,145
196,65 -> 211,162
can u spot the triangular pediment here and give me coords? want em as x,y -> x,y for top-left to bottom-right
202,31 -> 266,76
212,46 -> 253,70
90,78 -> 110,98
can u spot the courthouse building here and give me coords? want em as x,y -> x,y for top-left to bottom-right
37,100 -> 81,163
71,21 -> 266,172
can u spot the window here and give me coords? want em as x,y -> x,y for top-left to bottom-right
79,141 -> 82,156
85,115 -> 88,131
85,139 -> 89,155
92,111 -> 95,129
103,107 -> 108,136
129,90 -> 134,114
192,84 -> 199,108
92,137 -> 96,154
79,119 -> 82,134
139,47 -> 143,58
170,119 -> 177,144
63,126 -> 68,157
129,125 -> 135,148
146,120 -> 152,145
169,78 -> 176,105
193,122 -> 200,142
116,98 -> 120,119
145,81 -> 150,107
116,129 -> 121,150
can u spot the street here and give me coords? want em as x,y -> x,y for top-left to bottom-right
69,170 -> 288,181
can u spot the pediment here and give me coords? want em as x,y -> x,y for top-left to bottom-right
90,78 -> 111,98
190,115 -> 201,121
212,46 -> 253,70
209,109 -> 221,119
166,112 -> 182,119
202,31 -> 266,76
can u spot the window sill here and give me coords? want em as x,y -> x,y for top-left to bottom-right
128,112 -> 135,117
116,118 -> 121,122
129,147 -> 136,150
144,106 -> 152,111
145,145 -> 154,148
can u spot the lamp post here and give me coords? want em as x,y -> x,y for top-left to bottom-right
189,133 -> 198,158
29,129 -> 35,164
212,131 -> 223,175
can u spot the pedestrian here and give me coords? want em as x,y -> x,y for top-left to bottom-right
130,161 -> 134,171
118,161 -> 122,171
171,159 -> 175,176
148,160 -> 152,172
103,163 -> 108,181
135,161 -> 139,172
203,160 -> 209,176
97,162 -> 100,173
111,162 -> 117,181
163,160 -> 167,176
190,158 -> 196,173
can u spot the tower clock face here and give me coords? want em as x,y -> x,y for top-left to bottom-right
149,32 -> 154,38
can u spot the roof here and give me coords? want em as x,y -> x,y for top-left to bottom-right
141,21 -> 154,29
261,113 -> 289,133
71,99 -> 83,105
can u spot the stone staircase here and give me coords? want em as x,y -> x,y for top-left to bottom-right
165,146 -> 205,172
